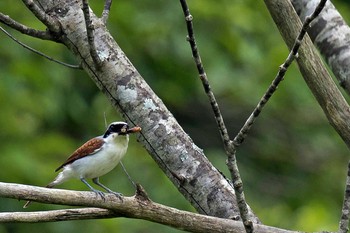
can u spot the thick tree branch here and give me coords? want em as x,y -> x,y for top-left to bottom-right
264,0 -> 350,150
0,182 -> 295,233
291,0 -> 350,95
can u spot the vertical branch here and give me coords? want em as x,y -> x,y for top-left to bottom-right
178,0 -> 253,232
101,0 -> 113,24
178,0 -> 230,147
339,160 -> 350,233
82,0 -> 102,67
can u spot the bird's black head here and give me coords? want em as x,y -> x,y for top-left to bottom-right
103,122 -> 129,138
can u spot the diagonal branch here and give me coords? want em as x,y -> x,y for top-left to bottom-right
0,182 -> 296,233
0,26 -> 81,69
0,12 -> 56,41
21,0 -> 61,34
291,0 -> 350,96
233,0 -> 327,147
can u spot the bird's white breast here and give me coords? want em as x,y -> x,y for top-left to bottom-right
63,134 -> 129,179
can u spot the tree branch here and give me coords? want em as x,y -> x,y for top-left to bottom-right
0,208 -> 118,222
101,0 -> 112,24
21,0 -> 61,34
0,12 -> 56,41
82,0 -> 102,67
263,0 -> 350,150
291,0 -> 350,96
339,160 -> 350,233
178,1 -> 252,231
0,26 -> 81,69
233,0 -> 327,146
0,182 -> 296,233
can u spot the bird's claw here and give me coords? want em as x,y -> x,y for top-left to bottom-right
93,190 -> 106,201
109,191 -> 123,202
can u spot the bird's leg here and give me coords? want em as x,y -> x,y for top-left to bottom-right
80,178 -> 105,201
92,177 -> 123,201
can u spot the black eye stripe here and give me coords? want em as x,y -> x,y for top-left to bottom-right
111,124 -> 127,132
103,122 -> 129,138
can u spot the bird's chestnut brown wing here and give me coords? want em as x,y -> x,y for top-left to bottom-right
55,138 -> 105,172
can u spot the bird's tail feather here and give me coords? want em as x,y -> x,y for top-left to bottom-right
23,181 -> 57,208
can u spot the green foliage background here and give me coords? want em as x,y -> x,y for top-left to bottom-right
1,0 -> 350,232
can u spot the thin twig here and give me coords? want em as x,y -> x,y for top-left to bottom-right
21,0 -> 61,34
0,12 -> 57,41
233,0 -> 328,147
0,26 -> 81,69
178,0 -> 253,232
120,161 -> 136,188
339,160 -> 350,233
101,0 -> 113,24
82,0 -> 102,67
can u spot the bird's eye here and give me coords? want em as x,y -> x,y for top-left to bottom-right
121,127 -> 127,133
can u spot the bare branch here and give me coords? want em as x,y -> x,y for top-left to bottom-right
178,0 -> 253,232
0,208 -> 118,222
339,160 -> 350,233
0,26 -> 81,69
101,0 -> 113,24
21,0 -> 61,34
82,0 -> 102,67
233,0 -> 328,146
0,182 -> 296,233
0,12 -> 56,41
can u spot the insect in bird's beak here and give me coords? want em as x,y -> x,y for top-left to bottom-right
127,126 -> 142,134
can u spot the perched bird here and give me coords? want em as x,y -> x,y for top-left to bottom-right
23,121 -> 141,208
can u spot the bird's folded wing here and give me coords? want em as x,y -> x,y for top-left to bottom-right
55,137 -> 105,172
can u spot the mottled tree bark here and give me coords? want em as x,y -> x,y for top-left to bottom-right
292,0 -> 350,95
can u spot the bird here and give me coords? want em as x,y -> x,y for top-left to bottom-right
23,121 -> 141,208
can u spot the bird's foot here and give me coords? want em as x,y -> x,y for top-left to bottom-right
93,189 -> 106,201
108,190 -> 123,202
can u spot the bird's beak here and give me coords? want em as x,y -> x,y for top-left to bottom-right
127,126 -> 142,134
